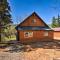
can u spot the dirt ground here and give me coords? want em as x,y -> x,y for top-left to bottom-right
0,42 -> 60,60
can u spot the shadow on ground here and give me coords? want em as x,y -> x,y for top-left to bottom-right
0,40 -> 60,52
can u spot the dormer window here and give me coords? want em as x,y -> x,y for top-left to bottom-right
32,19 -> 36,23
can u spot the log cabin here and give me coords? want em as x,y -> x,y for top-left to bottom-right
16,12 -> 53,43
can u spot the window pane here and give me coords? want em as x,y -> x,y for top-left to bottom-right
29,32 -> 33,37
24,32 -> 33,38
24,32 -> 29,38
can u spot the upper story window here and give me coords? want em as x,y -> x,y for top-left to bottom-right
32,19 -> 36,23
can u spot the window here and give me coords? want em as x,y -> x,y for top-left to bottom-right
24,32 -> 29,38
24,32 -> 33,38
29,32 -> 33,37
44,31 -> 48,36
32,19 -> 36,23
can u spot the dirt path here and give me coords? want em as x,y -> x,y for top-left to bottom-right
0,41 -> 60,60
0,48 -> 60,60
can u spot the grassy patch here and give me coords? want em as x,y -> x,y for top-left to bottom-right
2,35 -> 16,42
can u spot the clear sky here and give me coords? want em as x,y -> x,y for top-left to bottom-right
8,0 -> 60,24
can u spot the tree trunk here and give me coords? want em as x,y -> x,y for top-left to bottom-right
0,34 -> 1,42
0,28 -> 1,42
0,23 -> 2,42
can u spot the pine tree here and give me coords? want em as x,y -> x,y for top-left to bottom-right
0,0 -> 12,42
51,14 -> 60,28
57,14 -> 60,27
51,16 -> 57,27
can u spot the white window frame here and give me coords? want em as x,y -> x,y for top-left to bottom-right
24,32 -> 33,38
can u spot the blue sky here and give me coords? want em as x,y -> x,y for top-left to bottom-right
8,0 -> 60,24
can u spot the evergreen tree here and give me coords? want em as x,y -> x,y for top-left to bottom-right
57,14 -> 60,27
0,0 -> 12,42
51,16 -> 57,27
51,14 -> 60,28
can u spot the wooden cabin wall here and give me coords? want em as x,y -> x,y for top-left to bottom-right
20,14 -> 46,27
17,30 -> 53,43
53,31 -> 60,40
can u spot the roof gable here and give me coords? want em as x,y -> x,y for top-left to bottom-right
16,12 -> 49,28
